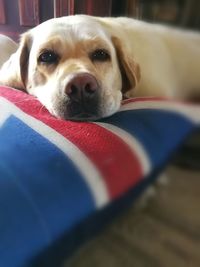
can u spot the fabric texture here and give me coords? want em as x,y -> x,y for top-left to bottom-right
0,86 -> 199,267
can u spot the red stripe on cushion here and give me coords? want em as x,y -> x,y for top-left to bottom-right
0,87 -> 143,199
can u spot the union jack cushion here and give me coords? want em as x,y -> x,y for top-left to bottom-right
0,86 -> 200,267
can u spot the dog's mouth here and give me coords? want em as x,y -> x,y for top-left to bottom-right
61,98 -> 101,121
68,113 -> 99,121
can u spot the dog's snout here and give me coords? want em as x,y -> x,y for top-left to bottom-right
64,73 -> 101,120
65,73 -> 99,101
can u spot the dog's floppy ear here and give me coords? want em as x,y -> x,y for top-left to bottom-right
112,36 -> 140,95
0,33 -> 31,90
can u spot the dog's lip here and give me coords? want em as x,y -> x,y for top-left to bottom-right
67,112 -> 99,121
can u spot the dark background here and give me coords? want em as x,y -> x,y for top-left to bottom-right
0,0 -> 199,41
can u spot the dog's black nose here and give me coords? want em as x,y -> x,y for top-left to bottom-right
65,73 -> 99,102
64,73 -> 100,120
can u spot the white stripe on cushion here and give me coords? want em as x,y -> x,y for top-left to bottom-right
120,100 -> 200,124
0,97 -> 110,208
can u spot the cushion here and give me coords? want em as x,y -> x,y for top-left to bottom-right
0,86 -> 200,267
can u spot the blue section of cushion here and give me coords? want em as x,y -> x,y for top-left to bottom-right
0,106 -> 198,267
102,109 -> 194,166
0,116 -> 95,267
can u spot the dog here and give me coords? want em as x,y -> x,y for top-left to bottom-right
0,15 -> 200,120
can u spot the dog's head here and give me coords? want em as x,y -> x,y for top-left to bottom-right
0,15 -> 140,120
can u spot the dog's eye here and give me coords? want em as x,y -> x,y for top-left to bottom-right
38,51 -> 59,64
90,49 -> 110,62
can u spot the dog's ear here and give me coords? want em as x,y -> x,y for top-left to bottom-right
112,36 -> 140,95
0,33 -> 31,90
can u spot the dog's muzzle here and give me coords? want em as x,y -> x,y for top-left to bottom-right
64,73 -> 100,120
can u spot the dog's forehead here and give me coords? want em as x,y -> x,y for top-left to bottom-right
31,15 -> 110,43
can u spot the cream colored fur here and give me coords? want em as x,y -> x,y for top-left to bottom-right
0,34 -> 18,67
97,17 -> 200,99
0,15 -> 200,120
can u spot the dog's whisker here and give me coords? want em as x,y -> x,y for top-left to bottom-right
38,105 -> 46,115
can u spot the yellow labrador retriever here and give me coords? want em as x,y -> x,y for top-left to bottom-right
0,15 -> 200,120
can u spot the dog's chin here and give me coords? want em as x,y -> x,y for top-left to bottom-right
51,105 -> 121,121
52,109 -> 102,121
57,114 -> 101,121
50,100 -> 102,121
50,98 -> 121,121
66,114 -> 100,122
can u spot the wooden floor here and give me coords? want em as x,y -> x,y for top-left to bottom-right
64,166 -> 200,267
